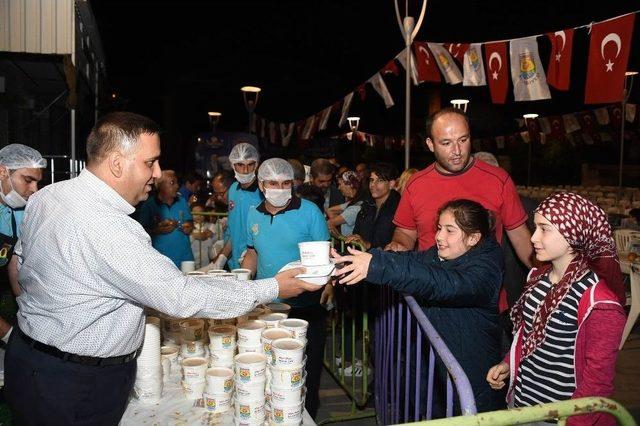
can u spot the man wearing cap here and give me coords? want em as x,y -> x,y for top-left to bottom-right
5,112 -> 319,424
212,142 -> 263,270
241,158 -> 331,419
0,144 -> 46,344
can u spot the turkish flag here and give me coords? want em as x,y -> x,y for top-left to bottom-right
381,60 -> 399,76
413,41 -> 441,83
443,43 -> 470,64
547,29 -> 574,90
585,14 -> 635,104
356,84 -> 367,101
485,42 -> 509,104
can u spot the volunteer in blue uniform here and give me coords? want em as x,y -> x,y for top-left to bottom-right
0,144 -> 46,344
137,170 -> 194,267
212,143 -> 263,270
242,158 -> 331,419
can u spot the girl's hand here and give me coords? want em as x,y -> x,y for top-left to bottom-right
330,246 -> 372,285
486,361 -> 510,390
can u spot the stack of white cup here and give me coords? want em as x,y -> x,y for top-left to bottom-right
133,317 -> 164,404
180,357 -> 208,399
258,312 -> 289,329
209,324 -> 236,368
203,367 -> 234,414
267,337 -> 308,425
237,320 -> 267,354
234,352 -> 268,424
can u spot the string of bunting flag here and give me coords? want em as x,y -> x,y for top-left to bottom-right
254,11 -> 639,148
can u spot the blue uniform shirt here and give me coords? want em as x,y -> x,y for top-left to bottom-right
227,179 -> 263,270
0,205 -> 23,238
246,196 -> 330,308
137,194 -> 194,267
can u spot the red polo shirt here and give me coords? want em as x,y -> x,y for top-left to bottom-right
394,159 -> 527,250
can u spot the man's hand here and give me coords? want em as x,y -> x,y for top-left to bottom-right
344,234 -> 371,250
275,267 -> 325,299
181,221 -> 194,235
486,361 -> 510,390
155,219 -> 177,234
384,241 -> 410,251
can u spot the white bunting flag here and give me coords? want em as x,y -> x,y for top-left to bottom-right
301,116 -> 317,140
338,92 -> 354,128
428,43 -> 463,84
562,114 -> 581,133
318,106 -> 332,130
538,117 -> 551,134
280,123 -> 295,147
396,51 -> 419,86
368,73 -> 395,108
463,44 -> 486,86
510,37 -> 551,101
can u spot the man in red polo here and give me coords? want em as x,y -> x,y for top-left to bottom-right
387,108 -> 533,271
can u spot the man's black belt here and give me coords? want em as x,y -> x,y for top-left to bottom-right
16,327 -> 140,367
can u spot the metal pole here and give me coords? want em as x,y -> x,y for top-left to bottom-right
394,1 -> 427,170
404,28 -> 411,169
527,119 -> 532,186
619,73 -> 635,194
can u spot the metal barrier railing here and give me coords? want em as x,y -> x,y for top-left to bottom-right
376,288 -> 477,425
318,236 -> 376,424
401,397 -> 637,426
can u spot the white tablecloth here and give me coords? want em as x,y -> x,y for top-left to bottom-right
120,372 -> 315,426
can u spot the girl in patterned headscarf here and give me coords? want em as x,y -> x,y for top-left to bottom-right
487,192 -> 626,426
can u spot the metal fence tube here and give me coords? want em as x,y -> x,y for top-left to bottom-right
404,295 -> 477,416
397,397 -> 637,426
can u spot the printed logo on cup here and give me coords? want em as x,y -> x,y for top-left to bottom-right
206,398 -> 216,409
194,329 -> 203,340
222,335 -> 233,349
291,371 -> 302,385
239,367 -> 251,382
187,342 -> 196,353
274,408 -> 284,422
239,404 -> 251,419
224,378 -> 233,392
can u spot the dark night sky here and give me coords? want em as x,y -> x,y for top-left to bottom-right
90,0 -> 640,162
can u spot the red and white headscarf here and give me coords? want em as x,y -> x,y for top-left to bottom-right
511,192 -> 624,359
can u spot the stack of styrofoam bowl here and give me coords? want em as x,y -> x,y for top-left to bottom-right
209,324 -> 236,368
203,366 -> 234,414
237,320 -> 267,354
258,312 -> 289,329
180,356 -> 208,399
234,352 -> 268,424
133,316 -> 164,404
267,336 -> 308,425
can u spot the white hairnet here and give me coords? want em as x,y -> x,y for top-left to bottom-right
228,143 -> 259,164
474,151 -> 499,168
258,158 -> 294,182
0,144 -> 47,169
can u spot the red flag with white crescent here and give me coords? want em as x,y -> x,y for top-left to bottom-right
381,60 -> 400,76
413,41 -> 441,83
585,14 -> 635,104
546,29 -> 574,90
443,43 -> 470,64
484,42 -> 509,104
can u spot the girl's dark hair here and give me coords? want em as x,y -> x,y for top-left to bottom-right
437,199 -> 495,241
370,162 -> 399,182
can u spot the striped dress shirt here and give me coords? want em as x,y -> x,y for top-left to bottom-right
15,169 -> 278,357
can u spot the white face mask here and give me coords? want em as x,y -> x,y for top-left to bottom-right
234,171 -> 255,185
0,174 -> 27,209
264,188 -> 291,207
